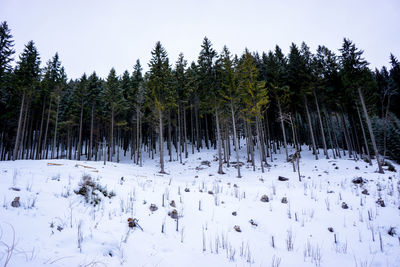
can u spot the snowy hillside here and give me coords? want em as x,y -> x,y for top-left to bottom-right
0,147 -> 399,267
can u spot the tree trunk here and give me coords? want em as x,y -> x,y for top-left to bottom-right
205,114 -> 209,149
256,115 -> 265,173
230,104 -> 241,178
136,105 -> 140,165
358,87 -> 384,174
168,110 -> 172,162
323,108 -> 336,159
183,104 -> 188,158
356,103 -> 371,165
13,93 -> 26,160
139,115 -> 143,167
36,96 -> 46,159
195,97 -> 200,151
215,103 -> 224,174
339,111 -> 353,158
177,104 -> 182,164
89,104 -> 94,161
304,95 -> 318,159
117,127 -> 120,163
43,97 -> 52,159
313,90 -> 328,159
158,108 -> 165,173
382,96 -> 391,164
51,96 -> 60,159
19,98 -> 29,159
277,100 -> 289,161
110,108 -> 114,162
77,100 -> 84,161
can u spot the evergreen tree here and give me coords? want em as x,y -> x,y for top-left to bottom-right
131,60 -> 144,166
147,41 -> 170,173
0,21 -> 15,82
238,49 -> 269,173
339,38 -> 384,173
86,72 -> 102,160
173,53 -> 188,163
197,37 -> 225,173
13,41 -> 41,160
103,68 -> 125,162
219,45 -> 241,177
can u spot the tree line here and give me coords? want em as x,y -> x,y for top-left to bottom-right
1,21 -> 400,176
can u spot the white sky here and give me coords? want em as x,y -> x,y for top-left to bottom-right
1,0 -> 399,79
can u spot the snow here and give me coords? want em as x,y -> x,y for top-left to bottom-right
0,145 -> 400,267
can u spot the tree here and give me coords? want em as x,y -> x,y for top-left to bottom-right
198,37 -> 225,174
87,72 -> 102,160
173,53 -> 188,163
0,21 -> 15,82
220,46 -> 242,177
147,41 -> 171,173
103,68 -> 126,162
13,41 -> 41,160
238,49 -> 269,173
266,46 -> 290,161
75,73 -> 88,160
339,38 -> 384,173
131,60 -> 144,166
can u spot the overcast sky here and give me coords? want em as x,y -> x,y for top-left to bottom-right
1,0 -> 399,79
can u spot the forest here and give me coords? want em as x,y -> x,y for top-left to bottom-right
1,20 -> 400,175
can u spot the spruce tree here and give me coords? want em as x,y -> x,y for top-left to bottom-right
219,45 -> 242,177
238,49 -> 269,173
104,68 -> 126,162
147,41 -> 170,173
339,38 -> 384,173
13,41 -> 41,160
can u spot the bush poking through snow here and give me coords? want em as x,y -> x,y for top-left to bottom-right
249,219 -> 258,227
376,198 -> 385,207
352,177 -> 365,185
74,174 -> 115,206
384,161 -> 396,172
127,218 -> 143,231
387,227 -> 396,236
149,204 -> 158,212
361,189 -> 369,195
168,209 -> 178,219
260,195 -> 269,202
278,176 -> 289,181
11,197 -> 20,208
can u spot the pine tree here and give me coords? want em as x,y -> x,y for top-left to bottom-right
13,41 -> 41,160
103,68 -> 126,162
0,21 -> 15,82
197,37 -> 225,173
87,72 -> 102,160
339,38 -> 384,173
147,41 -> 171,173
131,60 -> 144,166
219,45 -> 242,177
173,53 -> 188,163
238,49 -> 269,173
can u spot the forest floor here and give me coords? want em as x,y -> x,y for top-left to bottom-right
0,145 -> 399,267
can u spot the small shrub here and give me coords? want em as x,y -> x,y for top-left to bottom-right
74,174 -> 115,206
260,195 -> 269,202
384,161 -> 396,172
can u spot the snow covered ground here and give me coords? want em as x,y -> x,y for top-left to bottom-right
0,145 -> 399,267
